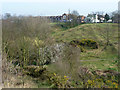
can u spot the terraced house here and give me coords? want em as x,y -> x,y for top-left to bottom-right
47,13 -> 86,23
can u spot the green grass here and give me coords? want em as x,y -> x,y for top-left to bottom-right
3,19 -> 119,88
32,23 -> 119,88
52,23 -> 118,44
50,23 -> 118,72
81,59 -> 118,71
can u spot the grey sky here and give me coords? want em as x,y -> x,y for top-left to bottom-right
1,0 -> 119,16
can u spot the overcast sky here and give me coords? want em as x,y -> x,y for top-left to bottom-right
1,0 -> 119,16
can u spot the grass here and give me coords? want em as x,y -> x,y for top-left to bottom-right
81,59 -> 118,71
50,23 -> 118,72
2,16 -> 119,88
52,23 -> 118,44
48,23 -> 119,88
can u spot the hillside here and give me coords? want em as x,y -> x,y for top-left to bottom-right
51,23 -> 118,71
52,23 -> 118,44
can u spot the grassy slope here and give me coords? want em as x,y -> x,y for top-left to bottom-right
52,23 -> 118,44
51,23 -> 118,71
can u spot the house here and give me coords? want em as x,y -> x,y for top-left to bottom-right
61,13 -> 73,22
92,14 -> 100,23
77,15 -> 86,23
86,14 -> 105,23
98,15 -> 105,23
84,17 -> 92,23
61,13 -> 86,23
49,16 -> 61,22
47,13 -> 86,23
62,13 -> 67,22
86,14 -> 95,23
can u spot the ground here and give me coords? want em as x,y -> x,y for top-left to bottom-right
2,22 -> 119,88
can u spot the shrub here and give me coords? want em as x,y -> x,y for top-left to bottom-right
79,39 -> 98,49
23,65 -> 47,77
69,41 -> 85,52
70,39 -> 98,49
84,77 -> 118,88
45,72 -> 71,88
2,16 -> 54,67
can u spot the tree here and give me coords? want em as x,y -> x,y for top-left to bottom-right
71,10 -> 79,16
111,11 -> 118,23
65,10 -> 79,27
70,14 -> 78,27
4,13 -> 11,19
104,13 -> 110,22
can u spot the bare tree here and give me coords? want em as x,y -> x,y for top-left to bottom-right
91,11 -> 104,15
71,10 -> 79,16
111,11 -> 118,23
4,13 -> 11,19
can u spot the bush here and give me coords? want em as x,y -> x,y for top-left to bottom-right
23,65 -> 47,77
69,41 -> 85,52
44,72 -> 71,88
2,16 -> 55,67
79,39 -> 98,49
70,39 -> 98,49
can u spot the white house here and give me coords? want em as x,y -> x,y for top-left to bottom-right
87,14 -> 105,23
91,14 -> 100,23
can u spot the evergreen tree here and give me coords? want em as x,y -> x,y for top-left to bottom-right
105,13 -> 110,21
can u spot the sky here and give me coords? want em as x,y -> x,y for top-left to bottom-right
0,0 -> 119,16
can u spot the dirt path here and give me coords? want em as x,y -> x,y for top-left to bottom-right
79,59 -> 117,62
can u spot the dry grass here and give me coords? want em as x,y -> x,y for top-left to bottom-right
2,53 -> 38,88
